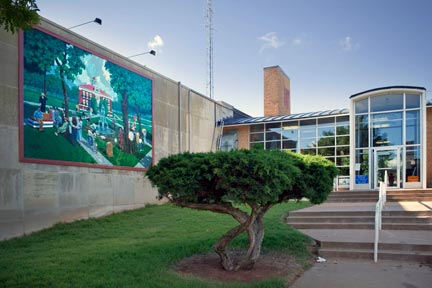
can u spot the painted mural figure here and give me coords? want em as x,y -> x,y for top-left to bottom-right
39,92 -> 48,112
77,116 -> 83,143
33,106 -> 44,131
54,116 -> 69,136
71,117 -> 78,146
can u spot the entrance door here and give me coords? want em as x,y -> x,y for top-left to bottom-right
374,148 -> 401,189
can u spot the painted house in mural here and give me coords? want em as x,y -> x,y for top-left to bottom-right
78,78 -> 113,116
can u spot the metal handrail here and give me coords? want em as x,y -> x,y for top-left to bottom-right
374,171 -> 388,262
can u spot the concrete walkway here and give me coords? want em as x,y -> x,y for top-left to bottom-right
292,259 -> 432,288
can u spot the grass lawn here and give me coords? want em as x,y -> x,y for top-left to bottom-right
0,202 -> 312,288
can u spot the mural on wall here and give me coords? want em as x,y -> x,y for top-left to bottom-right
20,28 -> 153,169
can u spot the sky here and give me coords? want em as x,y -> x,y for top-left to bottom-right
37,0 -> 432,117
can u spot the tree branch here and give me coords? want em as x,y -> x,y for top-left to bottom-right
173,201 -> 248,223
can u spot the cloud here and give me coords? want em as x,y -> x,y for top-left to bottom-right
292,37 -> 302,45
148,35 -> 164,52
339,36 -> 359,51
259,32 -> 285,52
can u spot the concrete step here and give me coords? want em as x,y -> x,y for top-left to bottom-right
319,248 -> 432,263
289,211 -> 375,217
382,223 -> 432,230
288,216 -> 432,225
289,221 -> 432,230
326,198 -> 379,203
317,237 -> 432,262
330,192 -> 377,197
382,216 -> 432,224
387,196 -> 432,201
328,190 -> 432,202
321,241 -> 432,252
287,216 -> 374,224
289,223 -> 374,229
290,210 -> 432,217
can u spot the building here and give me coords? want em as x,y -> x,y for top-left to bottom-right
0,18 -> 237,240
78,81 -> 113,116
221,66 -> 430,190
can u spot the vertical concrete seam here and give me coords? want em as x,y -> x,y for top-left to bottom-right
178,82 -> 181,153
188,89 -> 191,152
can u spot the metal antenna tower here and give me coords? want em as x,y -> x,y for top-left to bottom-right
206,0 -> 214,99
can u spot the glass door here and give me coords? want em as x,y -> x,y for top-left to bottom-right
374,147 -> 401,189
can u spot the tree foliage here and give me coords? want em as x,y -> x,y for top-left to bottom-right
0,0 -> 40,33
146,149 -> 337,271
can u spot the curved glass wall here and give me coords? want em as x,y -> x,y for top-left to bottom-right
249,115 -> 350,176
352,90 -> 423,189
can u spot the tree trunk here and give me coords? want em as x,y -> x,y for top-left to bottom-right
214,222 -> 248,271
61,76 -> 69,118
135,106 -> 142,133
43,68 -> 47,95
121,92 -> 131,153
238,211 -> 265,270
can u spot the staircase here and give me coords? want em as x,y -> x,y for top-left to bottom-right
327,189 -> 432,202
286,193 -> 432,263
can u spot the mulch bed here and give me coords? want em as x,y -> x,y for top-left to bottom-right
173,250 -> 314,285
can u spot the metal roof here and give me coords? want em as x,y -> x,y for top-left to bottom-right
350,86 -> 426,99
223,108 -> 349,126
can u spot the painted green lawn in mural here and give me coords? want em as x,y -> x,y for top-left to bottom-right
22,28 -> 153,168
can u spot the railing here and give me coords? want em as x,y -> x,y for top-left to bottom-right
374,171 -> 388,262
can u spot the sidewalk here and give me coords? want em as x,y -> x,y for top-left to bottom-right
292,259 -> 432,288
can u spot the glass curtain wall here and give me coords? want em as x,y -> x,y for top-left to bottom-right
249,115 -> 350,175
353,92 -> 422,188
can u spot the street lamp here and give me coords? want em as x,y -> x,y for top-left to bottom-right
68,18 -> 102,29
128,50 -> 157,58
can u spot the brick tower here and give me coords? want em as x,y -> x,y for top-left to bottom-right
264,66 -> 291,117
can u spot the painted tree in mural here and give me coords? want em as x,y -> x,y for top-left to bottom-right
147,150 -> 338,271
129,79 -> 151,134
24,29 -> 88,118
23,29 -> 58,94
52,42 -> 88,118
104,61 -> 151,153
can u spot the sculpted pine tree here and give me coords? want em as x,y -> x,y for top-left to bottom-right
146,150 -> 337,271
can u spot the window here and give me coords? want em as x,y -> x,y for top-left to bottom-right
355,115 -> 368,148
355,98 -> 368,114
370,94 -> 403,112
406,94 -> 420,109
372,112 -> 402,146
406,110 -> 420,145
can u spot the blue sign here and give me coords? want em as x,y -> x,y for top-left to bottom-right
355,175 -> 369,184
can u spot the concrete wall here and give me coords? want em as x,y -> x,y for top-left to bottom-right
0,19 -> 233,240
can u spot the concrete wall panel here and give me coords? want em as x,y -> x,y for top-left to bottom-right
0,86 -> 19,127
23,171 -> 59,209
